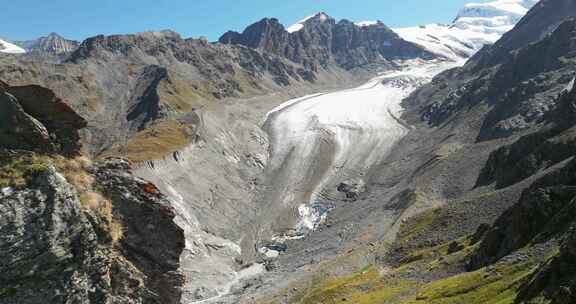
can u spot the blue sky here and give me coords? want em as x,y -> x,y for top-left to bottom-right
2,0 -> 478,42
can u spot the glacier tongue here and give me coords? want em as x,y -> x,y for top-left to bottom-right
394,0 -> 537,61
257,59 -> 464,250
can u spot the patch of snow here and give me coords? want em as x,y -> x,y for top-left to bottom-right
286,12 -> 329,33
286,23 -> 305,33
0,39 -> 26,54
356,21 -> 379,27
317,12 -> 329,22
565,77 -> 575,93
286,14 -> 316,33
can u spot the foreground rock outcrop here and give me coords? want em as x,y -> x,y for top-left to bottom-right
0,165 -> 109,304
0,82 -> 87,155
0,86 -> 185,303
0,154 -> 185,304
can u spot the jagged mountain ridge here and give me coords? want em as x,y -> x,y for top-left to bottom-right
219,12 -> 436,70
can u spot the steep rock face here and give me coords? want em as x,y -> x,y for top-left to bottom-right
476,83 -> 576,189
220,18 -> 290,55
219,13 -> 435,70
18,33 -> 80,56
385,1 -> 576,302
0,166 -> 110,304
94,158 -> 186,304
8,85 -> 88,154
469,159 -> 576,269
406,16 -> 576,140
0,155 -> 186,304
518,229 -> 576,304
0,91 -> 54,152
0,84 -> 87,155
126,65 -> 168,131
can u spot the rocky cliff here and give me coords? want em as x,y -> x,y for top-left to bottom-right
0,84 -> 185,303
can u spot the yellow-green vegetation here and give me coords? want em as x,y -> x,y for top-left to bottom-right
405,259 -> 538,304
0,153 -> 124,244
296,253 -> 538,304
158,77 -> 210,112
0,154 -> 51,188
299,266 -> 418,304
103,119 -> 195,162
294,235 -> 542,304
54,156 -> 124,244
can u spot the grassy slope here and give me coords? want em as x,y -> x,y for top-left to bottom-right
291,208 -> 554,304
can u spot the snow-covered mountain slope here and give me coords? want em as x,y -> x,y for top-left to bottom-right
394,0 -> 538,60
0,39 -> 26,54
286,12 -> 329,33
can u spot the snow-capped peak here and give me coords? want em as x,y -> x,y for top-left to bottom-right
286,12 -> 330,33
455,0 -> 537,20
0,38 -> 26,54
394,0 -> 537,61
453,0 -> 538,32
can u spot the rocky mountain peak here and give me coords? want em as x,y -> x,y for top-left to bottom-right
18,32 -> 80,56
219,13 -> 435,70
286,12 -> 333,33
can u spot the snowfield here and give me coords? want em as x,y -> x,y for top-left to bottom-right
394,0 -> 537,60
262,59 -> 464,240
0,39 -> 26,54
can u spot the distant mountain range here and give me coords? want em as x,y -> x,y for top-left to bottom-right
17,32 -> 80,56
0,0 -> 538,63
0,32 -> 79,56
